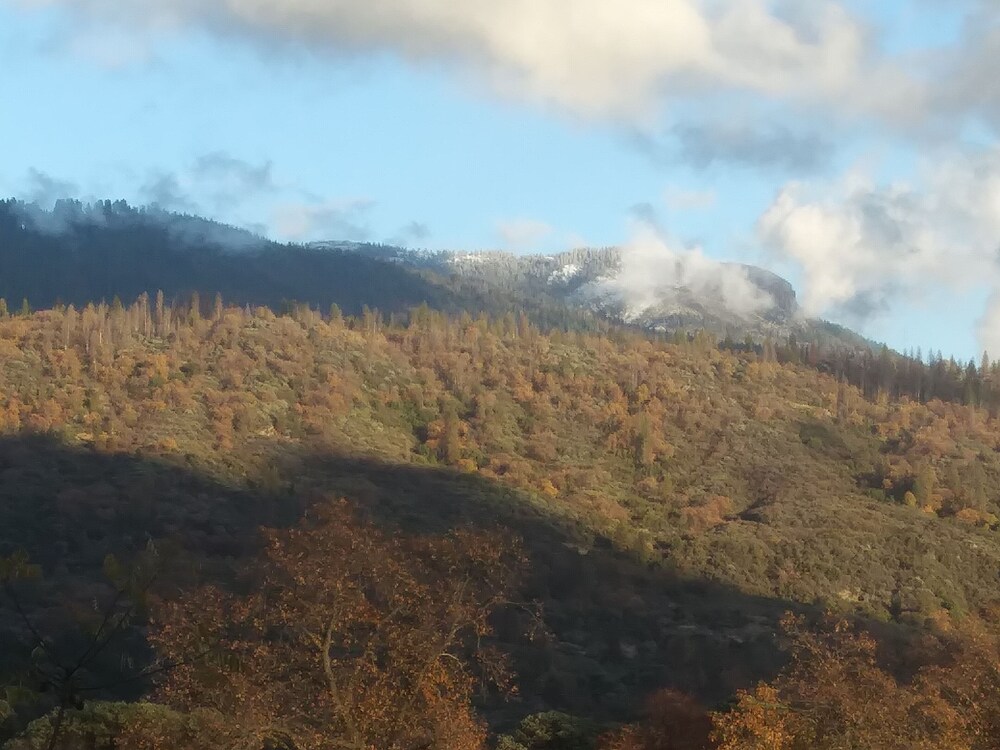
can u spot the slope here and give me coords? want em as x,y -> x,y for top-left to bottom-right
1,300 -> 999,738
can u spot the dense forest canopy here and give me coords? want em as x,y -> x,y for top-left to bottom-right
0,292 -> 999,748
0,199 -> 612,336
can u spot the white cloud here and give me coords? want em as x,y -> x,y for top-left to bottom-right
592,223 -> 774,319
758,147 -> 1000,341
6,0 -> 920,124
977,292 -> 1000,360
496,218 -> 552,250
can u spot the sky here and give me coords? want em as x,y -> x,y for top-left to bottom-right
1,1 -> 999,360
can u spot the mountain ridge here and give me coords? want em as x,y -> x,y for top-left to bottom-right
1,198 -> 871,349
319,242 -> 872,349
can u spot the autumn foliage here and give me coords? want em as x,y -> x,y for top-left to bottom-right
710,612 -> 1000,750
145,499 -> 522,750
600,690 -> 713,750
5,296 -> 1000,747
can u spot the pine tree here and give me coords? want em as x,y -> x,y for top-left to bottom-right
914,465 -> 936,508
189,292 -> 201,325
154,290 -> 165,336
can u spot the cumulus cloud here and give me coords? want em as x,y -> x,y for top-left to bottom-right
758,147 -> 1000,342
921,4 -> 1000,134
6,0 -> 920,124
496,218 -> 552,250
592,223 -> 775,319
978,292 -> 1000,360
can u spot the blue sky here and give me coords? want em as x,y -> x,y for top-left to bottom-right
1,0 -> 999,360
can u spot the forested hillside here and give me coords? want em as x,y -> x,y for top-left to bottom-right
0,201 -> 595,332
0,200 -> 870,351
2,296 -> 1000,748
336,243 -> 872,350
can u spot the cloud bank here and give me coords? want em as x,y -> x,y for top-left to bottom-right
9,0 -> 924,125
593,224 -> 775,320
758,148 -> 1000,348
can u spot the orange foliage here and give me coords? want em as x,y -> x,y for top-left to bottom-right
601,689 -> 713,750
147,499 -> 522,750
710,613 -> 1000,750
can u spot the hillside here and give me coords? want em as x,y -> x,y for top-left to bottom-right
2,298 -> 1000,748
332,243 -> 872,349
0,200 -> 584,327
1,199 -> 874,353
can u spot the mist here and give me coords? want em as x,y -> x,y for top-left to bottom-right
7,198 -> 271,254
586,224 -> 776,321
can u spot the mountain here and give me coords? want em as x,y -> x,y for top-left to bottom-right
324,243 -> 871,349
0,201 -> 614,336
3,204 -> 1000,749
0,200 -> 476,317
2,199 -> 871,350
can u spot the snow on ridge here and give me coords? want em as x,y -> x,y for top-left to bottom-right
447,253 -> 495,265
548,263 -> 581,284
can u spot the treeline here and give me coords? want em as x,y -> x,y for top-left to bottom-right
820,345 -> 999,411
718,333 -> 1000,413
14,197 -> 992,415
0,199 -> 445,315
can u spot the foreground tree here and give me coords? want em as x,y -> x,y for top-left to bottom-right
711,614 -> 992,750
600,689 -> 712,750
1,546 -> 170,750
147,498 -> 523,750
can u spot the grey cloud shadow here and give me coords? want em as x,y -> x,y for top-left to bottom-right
386,220 -> 431,247
629,122 -> 834,174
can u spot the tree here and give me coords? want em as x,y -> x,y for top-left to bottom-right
147,499 -> 523,750
329,303 -> 343,327
711,615 -> 974,750
500,712 -> 598,750
154,291 -> 165,336
439,408 -> 464,464
0,547 -> 167,750
913,464 -> 936,509
187,292 -> 200,325
601,690 -> 712,750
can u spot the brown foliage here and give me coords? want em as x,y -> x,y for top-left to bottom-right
147,499 -> 523,750
711,612 -> 1000,750
600,690 -> 713,750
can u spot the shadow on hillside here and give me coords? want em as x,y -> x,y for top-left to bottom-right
0,433 -> 799,725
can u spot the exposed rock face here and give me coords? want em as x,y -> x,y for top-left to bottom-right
732,264 -> 797,314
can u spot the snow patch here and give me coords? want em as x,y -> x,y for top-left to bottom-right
448,253 -> 494,265
548,263 -> 582,284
